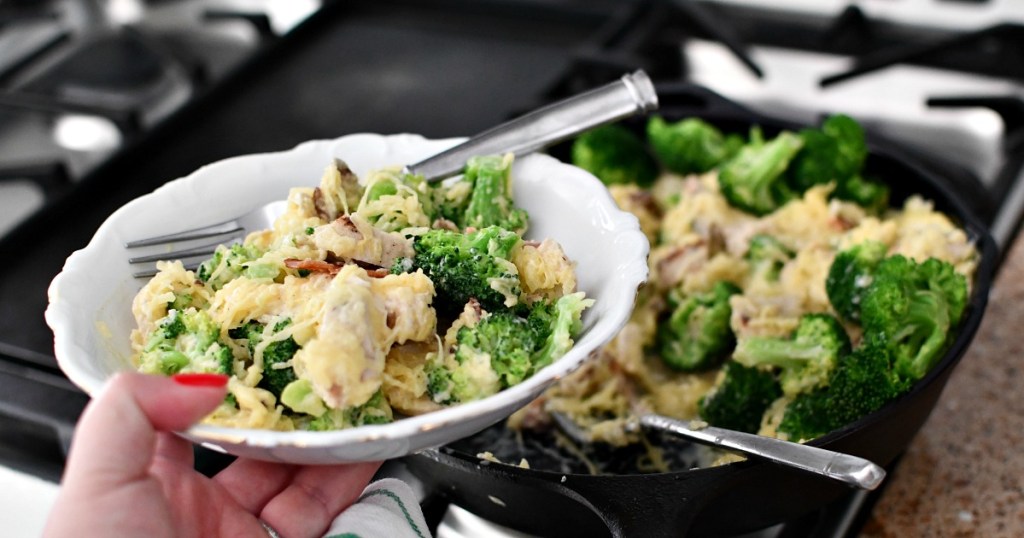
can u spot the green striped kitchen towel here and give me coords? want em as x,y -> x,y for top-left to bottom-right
323,478 -> 431,538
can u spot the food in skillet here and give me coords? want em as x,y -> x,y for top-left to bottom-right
129,154 -> 591,431
509,115 -> 978,457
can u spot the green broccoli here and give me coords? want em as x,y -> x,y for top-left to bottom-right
454,311 -> 541,388
395,226 -> 522,313
529,292 -> 592,371
834,174 -> 889,214
197,243 -> 274,290
426,293 -> 591,404
777,340 -> 909,441
425,359 -> 457,404
571,124 -> 658,187
138,309 -> 233,376
825,240 -> 889,323
656,281 -> 741,372
229,319 -> 299,398
717,129 -> 804,216
860,255 -> 968,382
732,313 -> 851,397
745,234 -> 794,282
460,154 -> 529,234
306,390 -> 393,431
698,361 -> 782,434
646,116 -> 743,175
788,114 -> 888,212
788,115 -> 865,192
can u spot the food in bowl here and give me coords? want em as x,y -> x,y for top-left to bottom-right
131,153 -> 592,431
506,114 -> 978,468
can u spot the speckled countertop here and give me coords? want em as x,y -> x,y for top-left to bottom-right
862,236 -> 1024,536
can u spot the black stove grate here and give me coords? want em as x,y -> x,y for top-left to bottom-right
0,1 -> 1019,536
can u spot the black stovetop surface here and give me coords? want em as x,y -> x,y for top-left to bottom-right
0,1 -> 1017,535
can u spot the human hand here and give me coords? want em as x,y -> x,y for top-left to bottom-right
43,372 -> 381,538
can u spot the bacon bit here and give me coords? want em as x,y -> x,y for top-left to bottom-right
284,258 -> 389,278
284,258 -> 343,275
351,258 -> 384,271
386,311 -> 397,329
467,297 -> 482,318
334,158 -> 353,176
333,214 -> 361,235
313,187 -> 331,221
829,214 -> 856,231
707,224 -> 727,256
629,190 -> 660,217
366,268 -> 389,278
432,218 -> 459,232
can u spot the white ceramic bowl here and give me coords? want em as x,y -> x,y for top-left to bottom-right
45,133 -> 649,464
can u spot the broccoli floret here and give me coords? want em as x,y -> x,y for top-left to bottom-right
425,359 -> 456,404
698,361 -> 782,434
834,174 -> 889,214
427,293 -> 591,404
788,115 -> 889,212
778,340 -> 909,441
197,243 -> 272,290
460,154 -> 529,234
826,240 -> 889,323
167,291 -> 204,312
455,311 -> 541,387
646,116 -> 743,175
717,129 -> 804,216
280,379 -> 327,416
397,226 -> 522,312
656,281 -> 741,372
571,124 -> 658,187
733,313 -> 851,397
745,234 -> 794,282
530,292 -> 592,371
788,115 -> 865,191
860,255 -> 968,382
138,309 -> 233,376
229,319 -> 299,398
306,390 -> 393,431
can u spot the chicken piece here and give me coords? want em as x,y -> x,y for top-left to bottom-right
370,269 -> 437,346
292,265 -> 390,409
313,214 -> 413,269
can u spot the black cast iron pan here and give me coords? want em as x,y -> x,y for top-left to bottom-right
403,83 -> 999,537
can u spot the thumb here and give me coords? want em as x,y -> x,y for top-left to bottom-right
62,372 -> 228,488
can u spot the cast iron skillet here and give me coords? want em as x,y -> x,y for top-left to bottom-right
403,83 -> 999,537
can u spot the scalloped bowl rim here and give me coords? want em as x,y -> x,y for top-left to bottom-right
45,133 -> 649,462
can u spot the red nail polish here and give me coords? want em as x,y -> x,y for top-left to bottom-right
172,373 -> 230,387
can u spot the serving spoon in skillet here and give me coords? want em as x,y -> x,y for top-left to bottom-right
552,411 -> 886,490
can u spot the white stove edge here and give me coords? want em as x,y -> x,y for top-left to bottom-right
0,464 -> 59,536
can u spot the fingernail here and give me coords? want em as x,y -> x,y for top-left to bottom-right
172,373 -> 230,387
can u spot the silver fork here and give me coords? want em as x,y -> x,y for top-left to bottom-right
126,70 -> 658,277
126,200 -> 288,278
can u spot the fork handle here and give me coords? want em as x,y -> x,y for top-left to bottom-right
406,70 -> 659,183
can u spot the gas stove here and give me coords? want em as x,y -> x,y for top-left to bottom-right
0,0 -> 1020,535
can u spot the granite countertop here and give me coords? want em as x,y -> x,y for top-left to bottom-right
862,236 -> 1024,536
